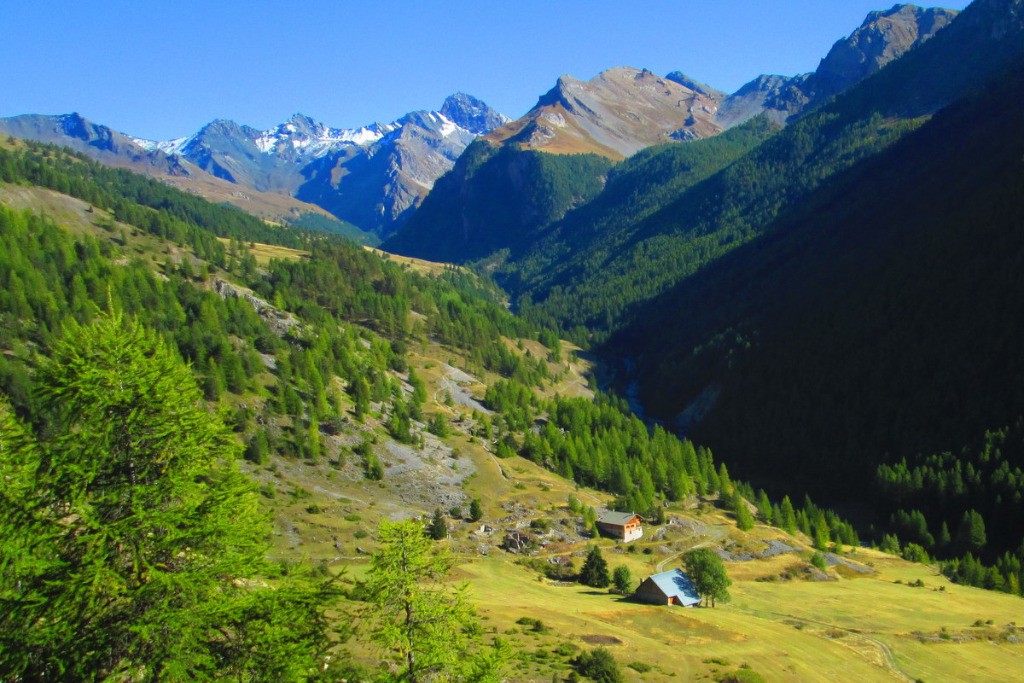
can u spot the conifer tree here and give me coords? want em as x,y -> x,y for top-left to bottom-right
734,496 -> 756,531
579,546 -> 611,588
469,497 -> 484,523
756,490 -> 773,524
956,509 -> 987,555
362,519 -> 506,682
429,508 -> 449,540
0,314 -> 338,681
779,495 -> 798,533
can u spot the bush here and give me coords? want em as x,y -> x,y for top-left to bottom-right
573,647 -> 624,683
721,668 -> 768,683
901,543 -> 931,564
515,616 -> 548,633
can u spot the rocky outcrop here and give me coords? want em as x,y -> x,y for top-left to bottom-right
809,4 -> 959,99
717,4 -> 960,128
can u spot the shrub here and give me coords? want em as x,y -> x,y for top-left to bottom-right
722,668 -> 768,683
573,648 -> 624,683
515,616 -> 548,633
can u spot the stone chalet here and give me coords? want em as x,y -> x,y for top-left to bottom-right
634,569 -> 701,607
595,510 -> 643,542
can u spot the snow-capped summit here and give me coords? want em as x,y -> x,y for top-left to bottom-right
251,114 -> 396,156
124,94 -> 507,237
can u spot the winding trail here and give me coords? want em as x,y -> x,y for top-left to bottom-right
656,521 -> 729,572
729,604 -> 912,682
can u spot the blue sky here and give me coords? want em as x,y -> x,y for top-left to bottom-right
2,1 -> 972,140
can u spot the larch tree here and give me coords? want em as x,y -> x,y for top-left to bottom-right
0,314 -> 339,681
734,495 -> 756,532
361,519 -> 506,682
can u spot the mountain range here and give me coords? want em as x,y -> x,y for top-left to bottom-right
0,93 -> 508,239
382,3 -> 959,262
0,5 -> 957,247
479,5 -> 958,160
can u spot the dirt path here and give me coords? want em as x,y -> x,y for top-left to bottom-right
730,604 -> 912,681
656,521 -> 729,572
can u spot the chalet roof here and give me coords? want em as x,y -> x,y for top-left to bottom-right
596,510 -> 641,526
648,569 -> 700,606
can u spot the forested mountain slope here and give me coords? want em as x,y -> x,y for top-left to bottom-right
493,0 -> 1024,345
381,141 -> 613,263
618,55 -> 1024,520
384,4 -> 960,272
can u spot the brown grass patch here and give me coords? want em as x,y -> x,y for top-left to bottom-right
580,634 -> 623,646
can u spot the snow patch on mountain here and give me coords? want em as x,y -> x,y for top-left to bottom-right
214,117 -> 409,157
130,136 -> 192,155
139,98 -> 501,165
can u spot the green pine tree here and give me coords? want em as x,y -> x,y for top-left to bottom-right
780,495 -> 798,533
429,508 -> 449,540
469,497 -> 484,523
579,546 -> 611,588
734,496 -> 756,531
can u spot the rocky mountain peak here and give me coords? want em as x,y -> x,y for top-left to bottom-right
716,4 -> 958,129
810,4 -> 959,97
280,113 -> 329,138
440,93 -> 509,135
486,66 -> 724,158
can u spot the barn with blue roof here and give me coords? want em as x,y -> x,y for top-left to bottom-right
634,569 -> 701,607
